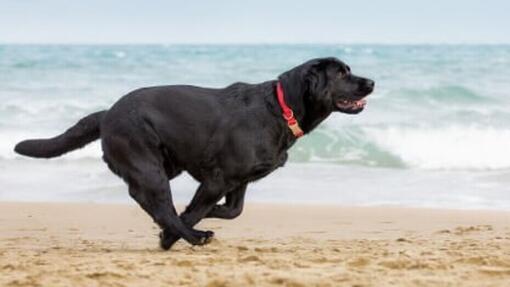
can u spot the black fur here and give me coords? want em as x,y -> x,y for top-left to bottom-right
14,57 -> 374,250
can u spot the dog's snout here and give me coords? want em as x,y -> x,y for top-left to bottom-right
361,79 -> 374,94
365,79 -> 374,90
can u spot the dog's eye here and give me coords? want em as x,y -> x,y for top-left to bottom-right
337,70 -> 347,78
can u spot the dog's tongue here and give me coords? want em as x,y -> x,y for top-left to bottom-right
337,99 -> 367,109
356,99 -> 367,107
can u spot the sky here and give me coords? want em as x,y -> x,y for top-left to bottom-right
1,0 -> 509,44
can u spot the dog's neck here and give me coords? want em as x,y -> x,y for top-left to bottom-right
265,80 -> 332,138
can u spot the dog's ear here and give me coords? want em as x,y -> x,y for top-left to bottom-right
305,58 -> 336,103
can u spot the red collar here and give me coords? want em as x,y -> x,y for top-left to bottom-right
276,82 -> 304,138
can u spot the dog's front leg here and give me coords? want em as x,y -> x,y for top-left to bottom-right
160,173 -> 240,248
180,180 -> 238,228
205,184 -> 247,219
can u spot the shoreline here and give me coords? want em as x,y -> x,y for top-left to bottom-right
1,202 -> 510,286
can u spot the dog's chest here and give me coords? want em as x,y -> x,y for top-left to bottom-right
208,115 -> 293,181
237,126 -> 293,181
241,146 -> 288,182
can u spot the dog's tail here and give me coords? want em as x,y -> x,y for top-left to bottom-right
14,110 -> 107,158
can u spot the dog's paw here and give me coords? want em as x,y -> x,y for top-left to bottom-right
159,229 -> 214,249
159,229 -> 180,251
198,230 -> 215,245
190,229 -> 215,245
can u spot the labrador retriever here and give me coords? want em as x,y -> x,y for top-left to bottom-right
14,57 -> 374,250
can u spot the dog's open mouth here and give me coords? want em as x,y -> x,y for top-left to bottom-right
335,98 -> 367,112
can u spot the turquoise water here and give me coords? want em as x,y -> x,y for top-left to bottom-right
1,45 -> 509,208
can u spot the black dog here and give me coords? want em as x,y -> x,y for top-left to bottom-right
14,57 -> 374,250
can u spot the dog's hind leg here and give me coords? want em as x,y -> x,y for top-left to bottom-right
126,161 -> 215,250
128,169 -> 209,248
103,137 -> 213,250
205,184 -> 247,219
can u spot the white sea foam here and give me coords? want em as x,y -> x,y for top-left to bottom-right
366,126 -> 510,170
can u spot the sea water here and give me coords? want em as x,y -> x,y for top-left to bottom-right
1,44 -> 509,209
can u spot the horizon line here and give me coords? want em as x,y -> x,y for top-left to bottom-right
2,41 -> 510,46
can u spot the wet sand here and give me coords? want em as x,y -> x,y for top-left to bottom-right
1,202 -> 509,286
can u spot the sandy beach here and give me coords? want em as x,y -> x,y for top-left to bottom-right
0,202 -> 509,286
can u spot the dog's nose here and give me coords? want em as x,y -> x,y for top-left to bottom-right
365,79 -> 375,90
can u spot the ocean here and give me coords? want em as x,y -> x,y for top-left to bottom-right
1,44 -> 509,209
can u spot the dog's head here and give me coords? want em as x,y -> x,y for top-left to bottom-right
279,57 -> 374,116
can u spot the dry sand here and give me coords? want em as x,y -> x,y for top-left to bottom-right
0,202 -> 509,286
